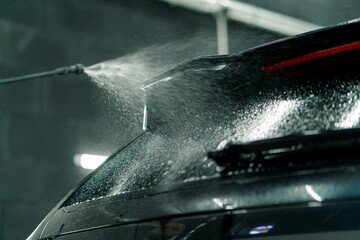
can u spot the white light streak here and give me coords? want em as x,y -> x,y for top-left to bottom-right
305,184 -> 322,202
74,154 -> 108,170
143,76 -> 173,89
143,104 -> 148,130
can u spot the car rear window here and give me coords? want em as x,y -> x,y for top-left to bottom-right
64,62 -> 360,207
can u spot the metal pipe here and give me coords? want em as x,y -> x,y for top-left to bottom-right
0,63 -> 85,85
215,9 -> 229,54
159,0 -> 324,36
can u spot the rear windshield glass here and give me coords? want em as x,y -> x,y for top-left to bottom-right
64,61 -> 360,206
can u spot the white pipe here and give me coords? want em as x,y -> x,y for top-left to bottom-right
215,9 -> 229,54
163,0 -> 222,13
160,0 -> 323,36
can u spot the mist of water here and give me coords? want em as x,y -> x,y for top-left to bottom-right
83,33 -> 218,134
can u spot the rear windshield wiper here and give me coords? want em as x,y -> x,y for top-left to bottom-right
208,128 -> 360,175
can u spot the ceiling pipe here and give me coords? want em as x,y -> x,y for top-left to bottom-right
215,9 -> 229,54
159,0 -> 324,36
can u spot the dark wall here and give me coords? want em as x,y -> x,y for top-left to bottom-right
240,0 -> 360,26
0,0 -> 282,239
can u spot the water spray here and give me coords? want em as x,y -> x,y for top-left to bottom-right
0,64 -> 85,84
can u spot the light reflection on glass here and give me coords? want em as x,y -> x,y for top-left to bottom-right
249,225 -> 274,235
212,198 -> 224,208
335,99 -> 360,128
143,104 -> 148,130
237,100 -> 301,142
305,184 -> 322,202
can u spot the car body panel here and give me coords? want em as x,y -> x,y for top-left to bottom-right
40,165 -> 360,238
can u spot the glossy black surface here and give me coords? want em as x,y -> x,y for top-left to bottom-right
55,224 -> 136,240
39,165 -> 360,239
54,199 -> 360,239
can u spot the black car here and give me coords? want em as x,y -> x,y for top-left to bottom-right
28,19 -> 360,240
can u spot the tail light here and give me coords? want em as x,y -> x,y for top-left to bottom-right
265,41 -> 360,73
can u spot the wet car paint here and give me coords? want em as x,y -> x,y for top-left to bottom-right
40,165 -> 360,238
55,202 -> 360,240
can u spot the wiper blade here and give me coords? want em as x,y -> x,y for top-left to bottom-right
208,128 -> 360,175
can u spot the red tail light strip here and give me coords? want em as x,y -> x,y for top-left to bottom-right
265,41 -> 360,73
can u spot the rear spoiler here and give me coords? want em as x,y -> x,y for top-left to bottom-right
142,18 -> 360,131
144,18 -> 360,89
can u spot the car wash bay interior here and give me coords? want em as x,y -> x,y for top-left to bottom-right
0,0 -> 359,239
